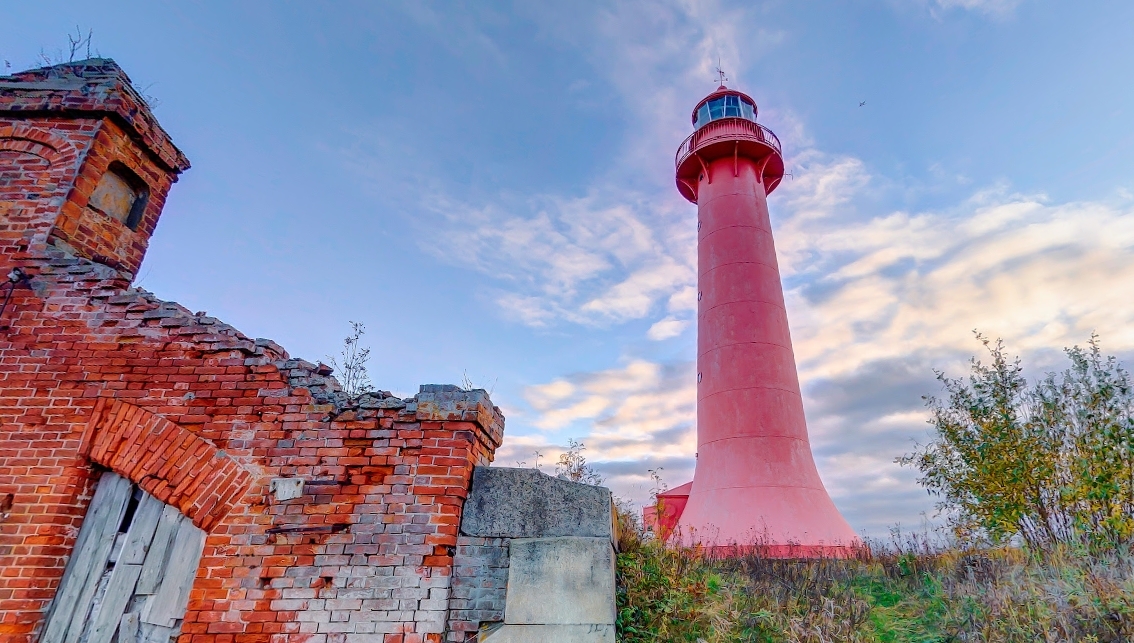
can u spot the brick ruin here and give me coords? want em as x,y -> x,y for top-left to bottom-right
0,60 -> 616,643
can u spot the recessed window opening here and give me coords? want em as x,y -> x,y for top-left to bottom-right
86,162 -> 150,231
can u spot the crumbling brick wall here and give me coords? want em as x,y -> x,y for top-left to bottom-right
447,537 -> 509,641
0,60 -> 504,643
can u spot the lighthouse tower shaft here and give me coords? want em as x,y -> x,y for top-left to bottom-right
671,87 -> 857,554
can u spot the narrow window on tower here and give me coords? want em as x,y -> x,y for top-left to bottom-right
86,162 -> 150,230
740,100 -> 754,121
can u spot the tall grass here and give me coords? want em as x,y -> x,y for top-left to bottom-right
616,529 -> 1134,642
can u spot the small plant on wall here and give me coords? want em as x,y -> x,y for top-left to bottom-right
556,439 -> 604,486
329,321 -> 374,398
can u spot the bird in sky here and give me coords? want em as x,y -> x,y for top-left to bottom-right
859,101 -> 867,107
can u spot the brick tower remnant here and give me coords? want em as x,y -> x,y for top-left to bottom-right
667,84 -> 859,555
0,60 -> 528,643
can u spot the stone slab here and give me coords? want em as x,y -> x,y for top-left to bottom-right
481,624 -> 615,643
503,537 -> 615,626
460,467 -> 613,540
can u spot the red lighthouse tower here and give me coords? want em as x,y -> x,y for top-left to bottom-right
667,84 -> 858,555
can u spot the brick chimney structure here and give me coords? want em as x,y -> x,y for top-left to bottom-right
0,60 -> 510,643
0,58 -> 189,274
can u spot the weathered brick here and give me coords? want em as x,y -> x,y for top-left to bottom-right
0,60 -> 507,643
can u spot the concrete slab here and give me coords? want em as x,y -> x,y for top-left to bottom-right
460,467 -> 613,540
480,624 -> 615,643
503,537 -> 615,626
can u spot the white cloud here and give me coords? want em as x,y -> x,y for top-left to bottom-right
517,358 -> 696,452
417,0 -> 795,335
783,181 -> 1134,384
647,316 -> 689,340
932,0 -> 1023,16
497,357 -> 698,501
423,190 -> 695,328
666,286 -> 697,313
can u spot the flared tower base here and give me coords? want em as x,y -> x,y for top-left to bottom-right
673,484 -> 861,557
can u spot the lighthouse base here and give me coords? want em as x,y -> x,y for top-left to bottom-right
658,482 -> 861,558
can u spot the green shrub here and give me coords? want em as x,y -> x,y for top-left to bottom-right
900,335 -> 1134,549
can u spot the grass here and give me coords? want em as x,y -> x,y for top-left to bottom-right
615,530 -> 1134,642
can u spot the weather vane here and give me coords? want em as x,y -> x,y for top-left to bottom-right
714,58 -> 728,87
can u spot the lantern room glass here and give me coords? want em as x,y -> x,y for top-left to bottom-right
694,94 -> 757,129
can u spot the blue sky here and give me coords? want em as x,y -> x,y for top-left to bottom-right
4,1 -> 1134,537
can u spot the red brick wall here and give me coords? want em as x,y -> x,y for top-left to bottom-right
0,61 -> 505,643
0,259 -> 504,643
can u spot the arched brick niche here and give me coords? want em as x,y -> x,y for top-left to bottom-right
80,399 -> 252,531
0,125 -> 82,251
0,124 -> 79,166
0,124 -> 80,198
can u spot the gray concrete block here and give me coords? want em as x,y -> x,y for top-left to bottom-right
480,624 -> 615,643
460,467 -> 613,540
503,537 -> 615,626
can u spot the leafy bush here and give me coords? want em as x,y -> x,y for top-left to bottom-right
900,335 -> 1134,548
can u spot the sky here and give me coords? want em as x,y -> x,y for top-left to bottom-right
4,0 -> 1134,537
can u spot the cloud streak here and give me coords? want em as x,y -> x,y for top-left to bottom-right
931,0 -> 1024,17
495,357 -> 698,503
423,190 -> 696,327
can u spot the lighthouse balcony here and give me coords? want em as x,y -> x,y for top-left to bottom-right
675,117 -> 785,203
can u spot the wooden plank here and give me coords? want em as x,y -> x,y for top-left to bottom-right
135,504 -> 180,595
62,474 -> 134,643
139,623 -> 176,643
85,569 -> 113,636
44,473 -> 108,612
141,517 -> 205,627
119,493 -> 163,565
108,532 -> 127,564
41,471 -> 132,643
41,471 -> 121,643
86,563 -> 142,643
118,613 -> 139,643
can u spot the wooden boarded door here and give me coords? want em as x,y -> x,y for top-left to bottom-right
41,471 -> 207,643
